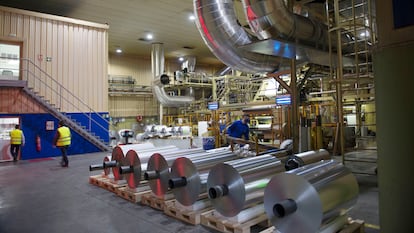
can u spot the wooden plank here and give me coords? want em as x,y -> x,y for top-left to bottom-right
259,219 -> 365,233
164,199 -> 213,225
338,219 -> 365,233
116,186 -> 152,203
89,174 -> 108,186
201,209 -> 270,233
89,175 -> 126,193
141,192 -> 175,211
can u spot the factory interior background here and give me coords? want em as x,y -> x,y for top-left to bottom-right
1,0 -> 414,232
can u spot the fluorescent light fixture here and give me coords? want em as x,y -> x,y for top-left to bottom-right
116,48 -> 122,53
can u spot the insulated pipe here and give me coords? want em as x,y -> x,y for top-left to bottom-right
147,147 -> 234,197
193,0 -> 286,73
242,0 -> 328,46
284,149 -> 330,171
151,43 -> 194,107
264,160 -> 359,233
207,154 -> 285,217
168,151 -> 239,206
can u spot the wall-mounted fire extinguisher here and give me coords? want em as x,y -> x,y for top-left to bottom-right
36,135 -> 41,152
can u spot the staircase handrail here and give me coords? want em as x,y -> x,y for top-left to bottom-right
19,58 -> 111,139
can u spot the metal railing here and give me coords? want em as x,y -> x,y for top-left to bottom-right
15,57 -> 111,149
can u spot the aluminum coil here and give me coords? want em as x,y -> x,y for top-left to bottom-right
284,149 -> 331,171
147,147 -> 234,197
119,150 -> 141,189
264,160 -> 359,233
169,151 -> 239,206
145,148 -> 207,197
207,154 -> 285,217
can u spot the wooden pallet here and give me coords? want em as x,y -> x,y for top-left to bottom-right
89,174 -> 107,186
259,219 -> 365,233
338,219 -> 365,233
89,175 -> 126,193
141,192 -> 175,211
116,186 -> 152,203
201,210 -> 270,233
164,199 -> 213,225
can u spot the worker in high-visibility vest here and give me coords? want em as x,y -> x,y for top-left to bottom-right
53,121 -> 71,167
9,124 -> 25,162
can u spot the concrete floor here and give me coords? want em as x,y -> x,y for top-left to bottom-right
0,151 -> 379,233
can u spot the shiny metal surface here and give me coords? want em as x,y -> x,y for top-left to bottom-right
152,43 -> 194,107
145,148 -> 206,197
193,0 -> 287,73
285,149 -> 331,171
207,155 -> 285,217
169,151 -> 238,206
110,148 -> 124,181
264,160 -> 359,233
111,143 -> 155,159
119,151 -> 141,189
89,155 -> 111,173
242,0 -> 328,44
102,155 -> 111,175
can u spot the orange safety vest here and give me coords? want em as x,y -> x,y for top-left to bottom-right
57,126 -> 71,146
10,129 -> 23,145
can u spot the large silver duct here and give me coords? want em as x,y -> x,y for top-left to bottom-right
242,0 -> 327,46
194,0 -> 354,69
151,43 -> 194,107
193,0 -> 287,73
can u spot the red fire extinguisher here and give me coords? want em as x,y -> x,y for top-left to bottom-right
36,135 -> 41,152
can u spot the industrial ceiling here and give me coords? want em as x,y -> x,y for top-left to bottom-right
0,0 -> 232,66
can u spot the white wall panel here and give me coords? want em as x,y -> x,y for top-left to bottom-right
0,6 -> 109,112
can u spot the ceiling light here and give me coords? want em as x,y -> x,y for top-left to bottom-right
116,48 -> 122,53
146,33 -> 153,40
189,14 -> 195,21
179,57 -> 184,62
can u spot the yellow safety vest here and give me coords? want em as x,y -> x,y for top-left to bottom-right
10,129 -> 23,145
57,126 -> 71,146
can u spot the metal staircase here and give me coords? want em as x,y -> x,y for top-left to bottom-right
19,58 -> 111,151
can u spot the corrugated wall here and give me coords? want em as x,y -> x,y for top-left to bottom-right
0,6 -> 108,112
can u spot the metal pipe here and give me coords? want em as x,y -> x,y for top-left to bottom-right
151,43 -> 194,106
193,0 -> 286,73
242,0 -> 329,45
264,160 -> 359,233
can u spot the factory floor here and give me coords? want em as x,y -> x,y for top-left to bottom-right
0,151 -> 379,233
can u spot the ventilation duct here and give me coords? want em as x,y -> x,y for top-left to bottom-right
193,0 -> 288,74
243,0 -> 328,46
151,43 -> 194,107
181,56 -> 196,73
241,0 -> 355,66
194,0 -> 354,69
